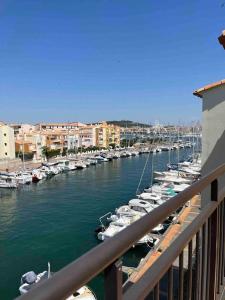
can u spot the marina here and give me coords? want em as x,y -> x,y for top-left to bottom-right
0,147 -> 194,299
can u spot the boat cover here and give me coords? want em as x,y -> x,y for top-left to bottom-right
22,271 -> 37,284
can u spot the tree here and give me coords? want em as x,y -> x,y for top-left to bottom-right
41,146 -> 49,160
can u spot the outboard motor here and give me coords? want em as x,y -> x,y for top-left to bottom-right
21,271 -> 37,285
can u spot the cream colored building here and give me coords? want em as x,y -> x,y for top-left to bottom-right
15,131 -> 46,160
0,124 -> 15,160
79,125 -> 97,148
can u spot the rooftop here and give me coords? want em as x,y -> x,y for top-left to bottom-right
193,79 -> 225,98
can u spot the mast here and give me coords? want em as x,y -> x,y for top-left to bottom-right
177,125 -> 180,176
67,125 -> 69,159
22,129 -> 25,170
168,128 -> 171,166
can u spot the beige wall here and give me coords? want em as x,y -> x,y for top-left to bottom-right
0,125 -> 15,160
197,84 -> 225,206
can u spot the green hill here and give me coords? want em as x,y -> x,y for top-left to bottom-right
107,120 -> 152,128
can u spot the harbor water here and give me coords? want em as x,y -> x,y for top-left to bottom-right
0,148 -> 193,299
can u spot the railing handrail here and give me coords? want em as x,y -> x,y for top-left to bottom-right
123,187 -> 225,300
17,163 -> 225,300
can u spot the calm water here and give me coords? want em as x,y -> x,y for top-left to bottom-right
0,149 -> 192,299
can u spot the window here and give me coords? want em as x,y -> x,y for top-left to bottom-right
5,152 -> 7,156
4,143 -> 7,146
4,133 -> 6,136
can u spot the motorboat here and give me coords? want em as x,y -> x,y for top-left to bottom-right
74,161 -> 87,169
15,172 -> 32,185
97,221 -> 159,247
19,263 -> 96,300
0,178 -> 18,188
32,169 -> 46,182
97,223 -> 126,241
57,160 -> 70,172
138,192 -> 161,202
154,175 -> 192,184
94,155 -> 108,162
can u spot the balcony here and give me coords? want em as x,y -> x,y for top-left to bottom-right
17,164 -> 225,300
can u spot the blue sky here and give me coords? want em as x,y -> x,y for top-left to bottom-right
0,0 -> 224,124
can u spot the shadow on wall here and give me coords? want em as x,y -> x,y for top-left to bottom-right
201,129 -> 225,207
202,87 -> 225,112
201,129 -> 225,176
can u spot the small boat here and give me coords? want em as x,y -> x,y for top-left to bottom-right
95,155 -> 108,162
74,161 -> 87,169
0,178 -> 18,188
19,263 -> 96,300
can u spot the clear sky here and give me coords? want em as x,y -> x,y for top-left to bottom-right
0,0 -> 224,124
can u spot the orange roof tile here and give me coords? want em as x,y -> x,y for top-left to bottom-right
193,79 -> 225,98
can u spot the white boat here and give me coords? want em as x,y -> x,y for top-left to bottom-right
57,160 -> 70,172
74,161 -> 87,169
19,263 -> 96,300
0,178 -> 18,188
138,192 -> 161,202
97,222 -> 158,246
154,175 -> 192,184
15,172 -> 32,185
87,159 -> 97,165
68,161 -> 77,171
113,152 -> 120,159
161,146 -> 170,151
94,155 -> 108,162
173,183 -> 190,193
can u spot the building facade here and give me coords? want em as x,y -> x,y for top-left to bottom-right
194,79 -> 225,207
0,124 -> 15,160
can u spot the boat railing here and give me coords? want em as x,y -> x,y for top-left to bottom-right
17,163 -> 225,300
99,212 -> 112,229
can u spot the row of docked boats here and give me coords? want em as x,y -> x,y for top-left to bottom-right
95,155 -> 201,248
0,142 -> 195,189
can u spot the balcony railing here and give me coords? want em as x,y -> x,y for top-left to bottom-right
17,164 -> 225,300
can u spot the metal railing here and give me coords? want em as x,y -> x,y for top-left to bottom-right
17,163 -> 225,300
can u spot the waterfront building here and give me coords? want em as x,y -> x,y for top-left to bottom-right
10,124 -> 36,136
36,122 -> 86,131
0,123 -> 15,160
43,130 -> 67,152
67,133 -> 80,151
15,131 -> 46,161
94,122 -> 120,148
78,125 -> 97,148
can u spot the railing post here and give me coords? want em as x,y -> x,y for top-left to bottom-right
104,259 -> 123,300
208,179 -> 218,300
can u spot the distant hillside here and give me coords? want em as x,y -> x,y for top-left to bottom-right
107,120 -> 152,128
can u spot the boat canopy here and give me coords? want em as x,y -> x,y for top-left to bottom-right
128,199 -> 151,208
